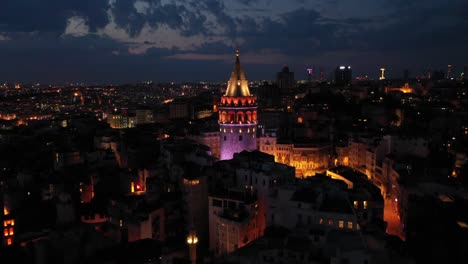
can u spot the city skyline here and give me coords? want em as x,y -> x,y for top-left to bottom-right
0,0 -> 467,83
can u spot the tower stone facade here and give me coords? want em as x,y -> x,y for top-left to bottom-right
219,51 -> 257,160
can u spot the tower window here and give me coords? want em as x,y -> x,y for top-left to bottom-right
239,136 -> 243,141
224,136 -> 226,141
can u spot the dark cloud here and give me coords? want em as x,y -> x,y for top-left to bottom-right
0,0 -> 109,33
0,0 -> 467,82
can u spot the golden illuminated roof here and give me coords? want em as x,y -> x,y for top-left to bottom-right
225,50 -> 251,97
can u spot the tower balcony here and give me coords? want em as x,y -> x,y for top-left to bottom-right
218,109 -> 258,124
219,96 -> 257,107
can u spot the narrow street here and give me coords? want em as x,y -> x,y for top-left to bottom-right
384,198 -> 405,240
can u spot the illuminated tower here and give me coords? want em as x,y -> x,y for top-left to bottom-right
380,68 -> 386,80
218,51 -> 258,160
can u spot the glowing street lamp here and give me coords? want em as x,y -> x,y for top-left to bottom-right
187,233 -> 198,245
187,230 -> 198,264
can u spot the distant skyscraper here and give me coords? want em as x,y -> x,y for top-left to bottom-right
276,65 -> 295,94
447,64 -> 453,79
218,51 -> 258,160
379,68 -> 386,80
335,66 -> 352,85
307,68 -> 313,83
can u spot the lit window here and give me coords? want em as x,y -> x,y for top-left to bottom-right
4,228 -> 8,236
328,219 -> 334,225
7,238 -> 12,245
239,129 -> 242,133
363,201 -> 368,209
3,221 -> 8,227
119,220 -> 123,227
319,218 -> 324,224
348,222 -> 353,229
353,201 -> 358,208
10,220 -> 14,226
338,221 -> 344,229
9,228 -> 13,235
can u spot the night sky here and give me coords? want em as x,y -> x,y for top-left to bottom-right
0,0 -> 467,83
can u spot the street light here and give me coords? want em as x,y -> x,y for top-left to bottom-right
187,230 -> 198,264
186,231 -> 198,245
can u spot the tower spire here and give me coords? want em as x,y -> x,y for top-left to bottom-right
225,50 -> 250,97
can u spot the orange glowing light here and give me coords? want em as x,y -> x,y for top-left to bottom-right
187,232 -> 198,245
7,238 -> 12,245
4,228 -> 8,236
3,207 -> 9,216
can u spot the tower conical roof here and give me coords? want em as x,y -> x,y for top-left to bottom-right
225,50 -> 251,97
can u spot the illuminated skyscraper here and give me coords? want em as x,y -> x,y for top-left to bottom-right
218,51 -> 258,160
335,66 -> 352,85
380,68 -> 386,80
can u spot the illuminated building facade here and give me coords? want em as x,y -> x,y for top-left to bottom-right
107,113 -> 136,129
208,188 -> 260,256
209,151 -> 295,255
218,51 -> 257,160
2,199 -> 14,247
258,135 -> 331,177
